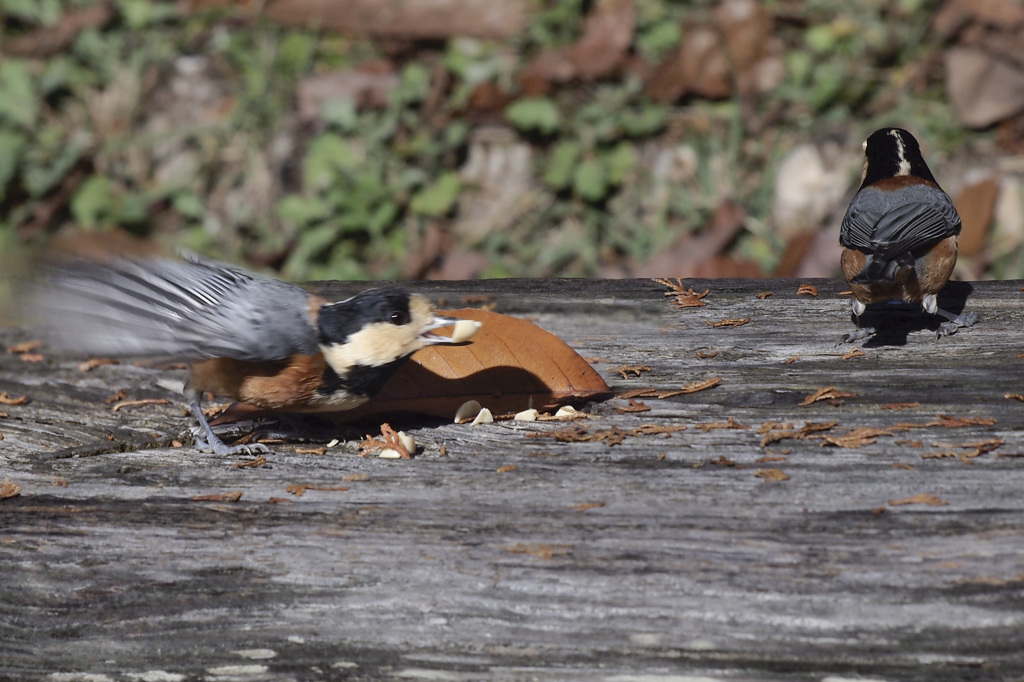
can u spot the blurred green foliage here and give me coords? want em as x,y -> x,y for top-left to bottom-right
0,0 -> 995,281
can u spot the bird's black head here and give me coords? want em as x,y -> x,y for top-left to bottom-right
316,287 -> 461,385
860,127 -> 939,189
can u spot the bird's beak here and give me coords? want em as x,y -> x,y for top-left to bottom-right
420,315 -> 481,345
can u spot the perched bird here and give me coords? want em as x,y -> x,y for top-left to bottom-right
839,127 -> 977,342
31,256 -> 478,455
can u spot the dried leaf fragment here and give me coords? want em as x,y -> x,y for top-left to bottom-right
496,464 -> 517,474
755,468 -> 790,482
616,399 -> 651,414
78,357 -> 119,372
615,364 -> 653,379
799,386 -> 858,407
929,414 -> 996,428
759,421 -> 837,448
755,291 -> 773,300
695,417 -> 749,433
888,493 -> 948,507
0,392 -> 29,406
841,348 -> 865,360
287,483 -> 349,497
295,447 -> 327,455
7,340 -> 43,354
19,354 -> 45,363
882,402 -> 920,411
821,427 -> 893,448
233,457 -> 267,469
706,317 -> 751,328
695,348 -> 718,359
192,491 -> 243,502
755,455 -> 786,463
782,356 -> 799,365
1005,394 -> 1024,402
796,284 -> 818,297
654,278 -> 709,308
111,398 -> 170,412
1,478 -> 21,500
359,423 -> 412,458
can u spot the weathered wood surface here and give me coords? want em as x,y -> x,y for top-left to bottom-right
2,277 -> 1024,681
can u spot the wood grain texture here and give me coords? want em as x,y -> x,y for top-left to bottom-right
2,277 -> 1024,680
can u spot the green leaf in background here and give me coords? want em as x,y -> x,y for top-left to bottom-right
22,131 -> 89,198
505,97 -> 560,135
172,192 -> 205,221
573,158 -> 608,202
277,194 -> 331,229
321,98 -> 358,133
0,60 -> 39,128
71,176 -> 114,229
621,105 -> 668,137
636,19 -> 681,61
411,172 -> 461,217
303,133 -> 360,191
605,143 -> 637,185
0,0 -> 60,25
116,0 -> 179,30
396,63 -> 431,105
0,132 -> 25,202
544,141 -> 581,190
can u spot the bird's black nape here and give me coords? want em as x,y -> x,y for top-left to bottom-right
861,128 -> 939,189
317,287 -> 414,346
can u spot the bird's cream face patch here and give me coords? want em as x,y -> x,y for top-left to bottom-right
319,294 -> 437,375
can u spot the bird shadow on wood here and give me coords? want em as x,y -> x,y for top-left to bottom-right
854,281 -> 976,347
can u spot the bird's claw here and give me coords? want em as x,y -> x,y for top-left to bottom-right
936,311 -> 979,339
192,429 -> 271,457
839,327 -> 876,345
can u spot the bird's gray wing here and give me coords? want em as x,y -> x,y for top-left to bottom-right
32,257 -> 321,361
841,188 -> 961,258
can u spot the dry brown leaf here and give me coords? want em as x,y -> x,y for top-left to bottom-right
268,497 -> 293,504
0,392 -> 29,406
696,348 -> 718,359
359,423 -> 411,459
782,355 -> 799,364
755,468 -> 790,482
233,457 -> 267,469
343,473 -> 370,482
821,427 -> 893,448
616,399 -> 651,414
695,417 -> 749,433
755,291 -> 773,300
955,177 -> 1000,256
192,491 -> 243,502
295,447 -> 327,455
111,398 -> 170,412
340,309 -> 611,420
104,390 -> 127,404
654,278 -> 710,308
615,364 -> 652,379
929,414 -> 997,428
632,424 -> 687,437
896,439 -> 923,447
19,353 -> 44,363
796,284 -> 818,297
754,455 -> 787,463
678,377 -> 722,394
7,340 -> 42,354
888,493 -> 948,507
287,483 -> 349,497
799,386 -> 858,407
759,421 -> 837,448
1005,393 -> 1024,402
568,501 -> 605,512
496,464 -> 517,474
0,478 -> 20,500
841,348 -> 865,360
706,317 -> 751,328
882,402 -> 920,411
946,47 -> 1024,128
892,463 -> 915,470
78,357 -> 119,372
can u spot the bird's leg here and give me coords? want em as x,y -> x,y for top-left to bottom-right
186,389 -> 270,456
840,298 -> 875,344
922,293 -> 978,338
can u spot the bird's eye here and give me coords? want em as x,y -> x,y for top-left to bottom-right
389,309 -> 410,326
